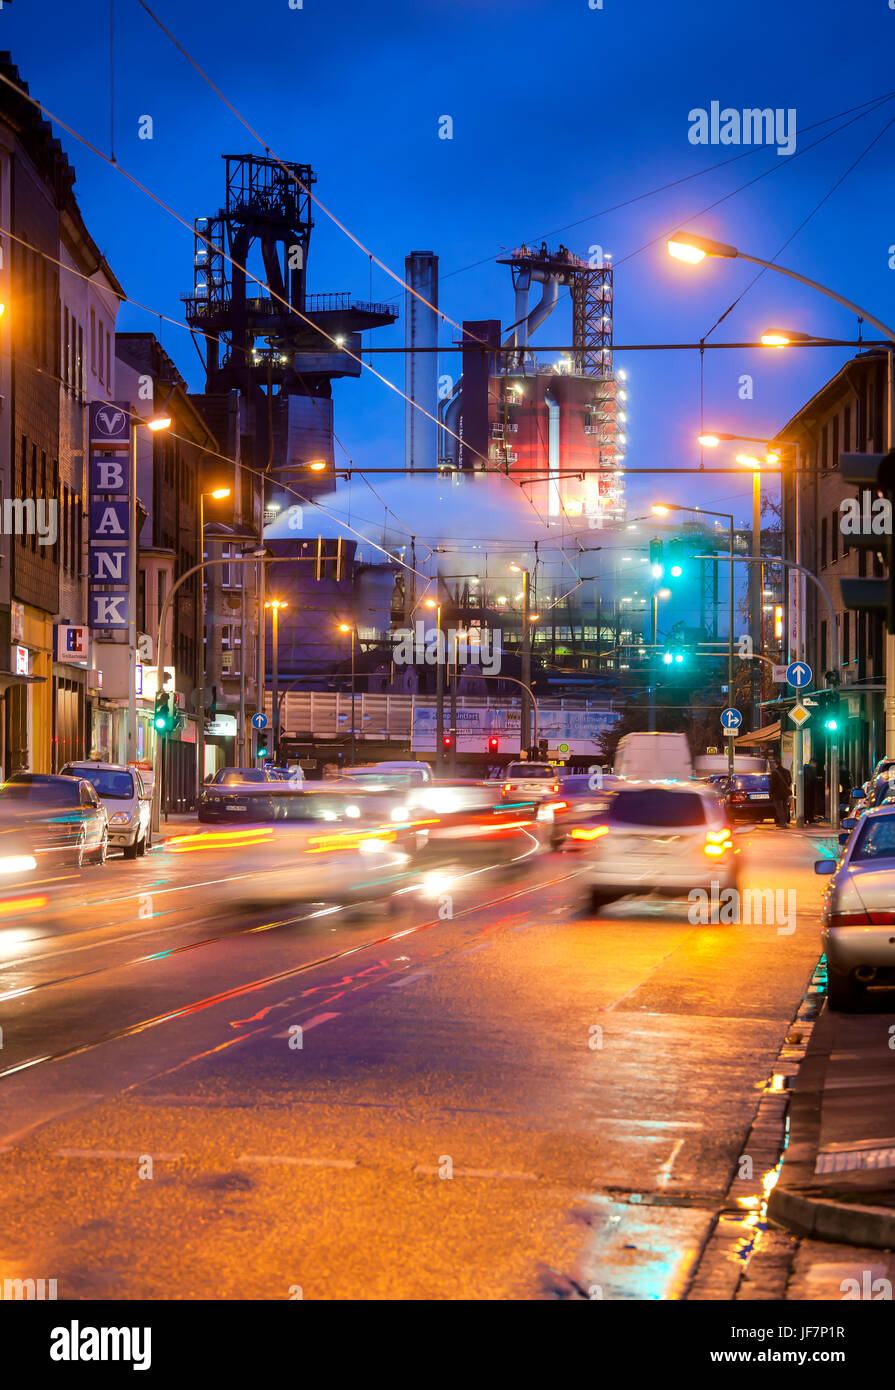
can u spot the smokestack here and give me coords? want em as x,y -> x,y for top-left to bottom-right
404,252 -> 439,471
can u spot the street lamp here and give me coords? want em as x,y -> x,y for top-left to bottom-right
652,501 -> 736,772
197,485 -> 232,790
338,621 -> 356,766
265,600 -> 288,763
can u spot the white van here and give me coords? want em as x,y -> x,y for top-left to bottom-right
613,732 -> 692,782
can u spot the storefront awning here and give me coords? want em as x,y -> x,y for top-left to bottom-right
736,721 -> 781,746
0,670 -> 46,693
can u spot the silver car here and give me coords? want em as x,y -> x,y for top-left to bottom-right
62,762 -> 151,858
816,804 -> 895,1011
583,780 -> 738,913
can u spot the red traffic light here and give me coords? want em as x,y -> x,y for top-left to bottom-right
488,736 -> 499,752
442,734 -> 453,749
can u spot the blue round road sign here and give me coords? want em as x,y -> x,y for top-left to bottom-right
251,712 -> 268,730
720,707 -> 742,730
786,661 -> 812,689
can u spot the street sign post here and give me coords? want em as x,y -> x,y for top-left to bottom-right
788,703 -> 810,727
251,712 -> 268,730
720,707 -> 742,737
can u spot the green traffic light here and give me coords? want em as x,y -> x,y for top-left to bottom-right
154,715 -> 166,731
670,564 -> 683,578
825,717 -> 839,731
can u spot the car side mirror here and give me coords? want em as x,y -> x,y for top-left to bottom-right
814,858 -> 838,875
841,817 -> 856,829
851,788 -> 863,800
838,833 -> 848,846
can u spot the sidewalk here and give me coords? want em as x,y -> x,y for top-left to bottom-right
768,992 -> 895,1248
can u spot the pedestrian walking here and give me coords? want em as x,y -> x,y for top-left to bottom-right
769,757 -> 792,828
802,759 -> 817,823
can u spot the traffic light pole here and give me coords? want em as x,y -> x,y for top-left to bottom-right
150,551 -> 270,836
695,551 -> 841,830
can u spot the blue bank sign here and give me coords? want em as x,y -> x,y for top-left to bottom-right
88,401 -> 131,630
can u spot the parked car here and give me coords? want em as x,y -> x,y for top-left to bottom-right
0,773 -> 108,867
724,772 -> 775,822
61,761 -> 151,858
582,780 -> 738,913
816,804 -> 895,1010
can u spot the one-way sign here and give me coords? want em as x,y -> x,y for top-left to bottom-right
786,662 -> 812,689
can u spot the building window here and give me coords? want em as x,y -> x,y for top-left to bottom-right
843,402 -> 851,452
821,422 -> 828,472
841,610 -> 849,664
820,620 -> 827,672
831,510 -> 839,564
90,308 -> 96,375
97,319 -> 103,383
820,515 -> 828,568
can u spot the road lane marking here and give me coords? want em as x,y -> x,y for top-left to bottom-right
658,1138 -> 685,1187
238,1154 -> 357,1169
55,1148 -> 184,1160
412,1164 -> 540,1181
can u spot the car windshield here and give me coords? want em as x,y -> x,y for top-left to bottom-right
731,775 -> 770,792
65,767 -> 134,799
609,790 -> 707,827
851,815 -> 895,863
213,769 -> 267,785
1,778 -> 79,807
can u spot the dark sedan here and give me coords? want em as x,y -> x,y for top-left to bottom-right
199,768 -> 277,822
725,772 -> 774,822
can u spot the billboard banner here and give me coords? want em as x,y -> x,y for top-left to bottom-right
411,705 -> 619,754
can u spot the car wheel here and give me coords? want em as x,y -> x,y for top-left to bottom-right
137,831 -> 148,856
588,888 -> 616,915
123,835 -> 139,860
93,830 -> 108,867
827,967 -> 861,1012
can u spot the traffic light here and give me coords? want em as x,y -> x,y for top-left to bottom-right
662,644 -> 686,665
838,450 -> 895,628
649,537 -> 664,579
442,734 -> 453,751
668,537 -> 684,579
153,691 -> 176,736
488,735 -> 499,753
818,689 -> 841,735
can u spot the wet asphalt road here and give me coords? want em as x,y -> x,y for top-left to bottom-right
0,821 -> 885,1300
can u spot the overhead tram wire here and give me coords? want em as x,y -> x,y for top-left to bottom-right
699,106 -> 895,342
0,72 -> 491,481
386,87 -> 895,294
134,0 -> 490,353
0,337 -> 431,585
615,89 -> 895,268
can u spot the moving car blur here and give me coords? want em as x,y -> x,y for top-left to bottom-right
582,780 -> 738,913
1,773 -> 108,868
816,804 -> 895,1011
